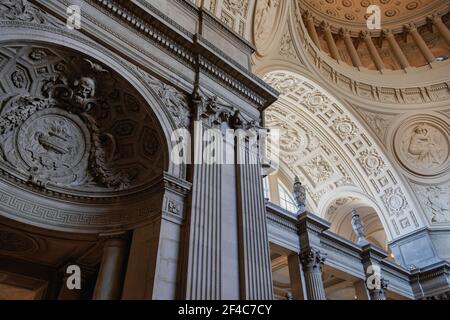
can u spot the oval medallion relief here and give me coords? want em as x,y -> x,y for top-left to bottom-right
394,116 -> 450,177
16,109 -> 90,184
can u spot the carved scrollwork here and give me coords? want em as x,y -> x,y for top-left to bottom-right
0,0 -> 62,26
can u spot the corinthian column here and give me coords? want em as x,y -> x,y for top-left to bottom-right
383,29 -> 410,69
321,22 -> 340,61
428,14 -> 450,46
303,11 -> 321,48
404,23 -> 435,63
93,233 -> 127,300
360,31 -> 384,70
300,248 -> 327,300
340,28 -> 362,67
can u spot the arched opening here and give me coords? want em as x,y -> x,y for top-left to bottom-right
261,69 -> 424,242
0,41 -> 173,299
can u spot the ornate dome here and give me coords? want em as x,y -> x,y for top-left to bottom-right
302,0 -> 439,29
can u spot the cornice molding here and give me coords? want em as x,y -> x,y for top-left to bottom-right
87,0 -> 278,108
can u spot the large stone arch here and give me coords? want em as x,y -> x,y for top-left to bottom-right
262,70 -> 427,241
320,186 -> 390,249
0,20 -> 189,233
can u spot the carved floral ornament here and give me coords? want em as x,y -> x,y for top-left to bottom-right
0,43 -> 166,196
263,71 -> 425,238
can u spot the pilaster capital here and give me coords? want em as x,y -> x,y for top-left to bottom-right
300,247 -> 327,272
319,21 -> 331,32
98,231 -> 128,247
359,30 -> 371,40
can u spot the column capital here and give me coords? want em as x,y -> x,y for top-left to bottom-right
404,22 -> 417,33
320,21 -> 331,32
302,10 -> 314,21
339,27 -> 351,38
359,30 -> 372,40
427,13 -> 443,24
382,29 -> 395,38
300,248 -> 327,272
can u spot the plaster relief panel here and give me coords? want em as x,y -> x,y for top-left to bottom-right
411,182 -> 450,224
0,43 -> 167,196
253,0 -> 282,55
393,115 -> 450,178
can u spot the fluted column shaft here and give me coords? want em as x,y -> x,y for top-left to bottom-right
341,29 -> 362,67
361,32 -> 384,70
300,248 -> 327,300
304,12 -> 321,48
430,15 -> 450,46
93,235 -> 127,300
384,30 -> 410,69
406,24 -> 435,63
322,23 -> 340,61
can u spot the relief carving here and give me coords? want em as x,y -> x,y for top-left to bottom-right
254,0 -> 281,52
0,43 -> 165,194
223,0 -> 249,17
133,66 -> 190,128
412,183 -> 450,223
0,0 -> 61,26
395,118 -> 449,177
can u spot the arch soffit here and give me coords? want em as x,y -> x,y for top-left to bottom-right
262,69 -> 427,241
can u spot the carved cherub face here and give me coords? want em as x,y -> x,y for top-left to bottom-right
74,77 -> 95,99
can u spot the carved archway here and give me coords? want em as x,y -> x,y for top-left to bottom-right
263,70 -> 427,241
0,40 -> 179,233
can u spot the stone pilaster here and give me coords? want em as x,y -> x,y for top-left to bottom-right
236,131 -> 273,299
180,91 -> 273,299
360,31 -> 385,70
93,232 -> 128,300
121,174 -> 191,300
